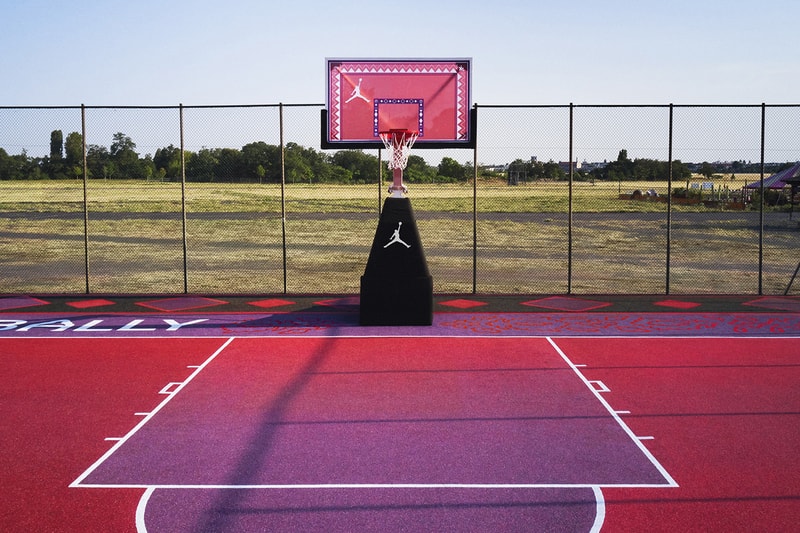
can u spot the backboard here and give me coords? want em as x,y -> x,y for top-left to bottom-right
322,58 -> 474,149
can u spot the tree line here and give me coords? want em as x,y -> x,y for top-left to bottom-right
2,130 -> 738,185
0,130 -> 477,184
507,149 -> 693,184
595,149 -> 693,181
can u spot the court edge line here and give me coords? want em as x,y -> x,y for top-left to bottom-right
73,482 -> 674,489
1,334 -> 798,340
69,337 -> 236,488
546,336 -> 679,488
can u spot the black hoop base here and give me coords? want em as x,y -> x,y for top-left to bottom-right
359,197 -> 433,326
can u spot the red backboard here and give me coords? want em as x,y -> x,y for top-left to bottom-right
323,58 -> 474,149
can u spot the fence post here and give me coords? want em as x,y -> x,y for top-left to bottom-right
666,104 -> 673,294
758,103 -> 766,295
81,104 -> 90,294
472,118 -> 478,294
567,103 -> 574,294
179,104 -> 189,293
280,103 -> 288,294
378,148 -> 384,216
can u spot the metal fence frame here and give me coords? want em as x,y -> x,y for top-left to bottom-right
1,102 -> 798,295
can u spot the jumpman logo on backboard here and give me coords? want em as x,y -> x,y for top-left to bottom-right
384,222 -> 411,249
345,78 -> 370,103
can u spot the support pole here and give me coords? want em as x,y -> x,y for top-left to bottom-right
280,103 -> 288,294
567,103 -> 574,294
81,104 -> 90,294
758,103 -> 765,295
389,167 -> 406,197
179,103 -> 189,293
666,104 -> 673,294
472,130 -> 478,294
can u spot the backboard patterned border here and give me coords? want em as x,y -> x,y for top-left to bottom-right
325,58 -> 472,148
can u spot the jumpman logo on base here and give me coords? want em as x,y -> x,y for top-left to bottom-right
384,222 -> 411,249
345,78 -> 370,103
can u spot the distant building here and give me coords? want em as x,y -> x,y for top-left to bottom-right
580,160 -> 608,172
558,160 -> 581,173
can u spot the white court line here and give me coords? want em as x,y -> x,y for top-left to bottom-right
158,382 -> 183,395
590,486 -> 606,533
76,334 -> 676,491
13,332 -> 767,341
546,337 -> 679,488
589,380 -> 610,393
134,483 -> 609,532
70,337 -> 235,488
78,481 -> 677,489
136,487 -> 154,533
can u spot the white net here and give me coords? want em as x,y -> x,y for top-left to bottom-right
380,130 -> 418,169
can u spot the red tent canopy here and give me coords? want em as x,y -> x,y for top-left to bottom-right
745,162 -> 800,189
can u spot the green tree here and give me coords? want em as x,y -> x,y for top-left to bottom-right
597,149 -> 634,181
44,130 -> 66,179
699,162 -> 715,179
305,147 -> 334,183
153,144 -> 183,181
186,148 -> 218,182
109,133 -> 140,178
64,132 -> 83,170
404,155 -> 436,183
86,144 -> 111,179
50,130 -> 63,161
331,150 -> 379,184
284,143 -> 315,183
327,165 -> 352,183
241,141 -> 280,182
138,154 -> 155,180
12,150 -> 45,180
215,148 -> 243,181
632,158 -> 661,181
438,157 -> 467,181
542,161 -> 565,180
506,159 -> 531,184
672,160 -> 692,181
0,148 -> 16,180
110,132 -> 135,157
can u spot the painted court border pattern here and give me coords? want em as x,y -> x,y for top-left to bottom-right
1,293 -> 800,337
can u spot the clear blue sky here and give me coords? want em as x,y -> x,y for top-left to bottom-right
2,0 -> 798,106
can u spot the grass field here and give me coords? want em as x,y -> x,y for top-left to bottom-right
1,177 -> 798,294
0,175 -> 766,213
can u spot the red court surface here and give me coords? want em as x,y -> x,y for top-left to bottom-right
2,332 -> 798,532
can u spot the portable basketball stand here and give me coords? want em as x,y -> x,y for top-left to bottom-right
360,129 -> 433,326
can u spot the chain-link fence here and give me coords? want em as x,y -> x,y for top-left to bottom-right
1,103 -> 798,295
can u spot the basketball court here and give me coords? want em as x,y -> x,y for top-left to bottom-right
3,59 -> 799,531
1,294 -> 799,532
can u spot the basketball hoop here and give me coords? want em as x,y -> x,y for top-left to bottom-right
380,129 -> 418,197
380,129 -> 418,170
